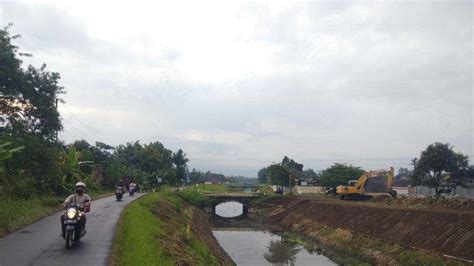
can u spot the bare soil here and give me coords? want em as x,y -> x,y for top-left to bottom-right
259,196 -> 474,261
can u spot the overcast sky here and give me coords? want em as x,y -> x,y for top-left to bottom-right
1,0 -> 472,176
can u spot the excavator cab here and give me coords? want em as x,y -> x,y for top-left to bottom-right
348,180 -> 358,187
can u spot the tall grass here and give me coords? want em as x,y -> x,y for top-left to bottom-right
0,196 -> 62,236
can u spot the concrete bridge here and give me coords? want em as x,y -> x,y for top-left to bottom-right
205,193 -> 260,216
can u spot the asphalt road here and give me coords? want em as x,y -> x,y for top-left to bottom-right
0,193 -> 142,266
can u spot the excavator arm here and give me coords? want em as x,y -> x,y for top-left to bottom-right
356,172 -> 369,191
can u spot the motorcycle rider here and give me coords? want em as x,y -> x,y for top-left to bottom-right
115,180 -> 125,199
61,182 -> 91,237
129,180 -> 136,196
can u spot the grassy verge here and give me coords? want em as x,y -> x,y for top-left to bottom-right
0,190 -> 112,237
110,191 -> 221,266
0,196 -> 62,237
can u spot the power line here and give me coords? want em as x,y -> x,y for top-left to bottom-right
59,129 -> 79,141
62,128 -> 81,141
62,104 -> 102,142
62,119 -> 94,143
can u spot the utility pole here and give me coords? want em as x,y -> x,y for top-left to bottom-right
288,172 -> 291,193
54,98 -> 59,195
55,98 -> 59,142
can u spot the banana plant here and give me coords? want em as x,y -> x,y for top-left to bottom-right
59,145 -> 96,192
0,142 -> 24,161
58,145 -> 83,192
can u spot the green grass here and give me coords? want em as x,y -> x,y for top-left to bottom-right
0,196 -> 62,236
0,190 -> 112,237
178,187 -> 212,207
111,191 -> 221,266
111,193 -> 172,265
191,184 -> 230,193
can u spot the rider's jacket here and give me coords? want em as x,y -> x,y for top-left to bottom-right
64,193 -> 91,205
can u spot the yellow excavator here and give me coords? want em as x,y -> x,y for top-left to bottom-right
336,167 -> 397,200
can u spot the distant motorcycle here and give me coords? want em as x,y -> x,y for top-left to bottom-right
115,187 -> 124,201
275,186 -> 284,194
62,203 -> 86,249
129,183 -> 137,196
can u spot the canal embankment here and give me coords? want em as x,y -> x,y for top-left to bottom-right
109,191 -> 234,265
256,196 -> 474,265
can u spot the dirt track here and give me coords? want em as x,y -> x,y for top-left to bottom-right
260,196 -> 474,261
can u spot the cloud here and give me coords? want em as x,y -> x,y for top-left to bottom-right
1,0 -> 472,176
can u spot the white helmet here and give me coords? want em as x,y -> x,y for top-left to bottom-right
75,181 -> 86,188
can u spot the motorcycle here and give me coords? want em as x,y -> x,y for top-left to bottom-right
115,188 -> 124,201
62,203 -> 86,249
129,187 -> 135,197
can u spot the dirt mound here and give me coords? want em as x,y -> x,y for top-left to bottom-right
373,197 -> 474,211
263,197 -> 474,261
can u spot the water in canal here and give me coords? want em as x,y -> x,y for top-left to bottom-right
212,202 -> 335,266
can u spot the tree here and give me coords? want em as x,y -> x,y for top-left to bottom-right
397,167 -> 412,177
115,141 -> 143,167
0,142 -> 23,161
172,149 -> 189,185
412,143 -> 473,196
139,142 -> 173,177
1,25 -> 64,141
1,134 -> 64,197
257,167 -> 269,183
319,163 -> 364,188
267,164 -> 289,187
257,156 -> 305,186
303,168 -> 319,179
264,240 -> 300,265
188,168 -> 201,184
1,24 -> 25,129
281,156 -> 303,171
112,140 -> 179,186
92,141 -> 113,163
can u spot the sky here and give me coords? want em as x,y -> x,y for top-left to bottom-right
1,0 -> 472,177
